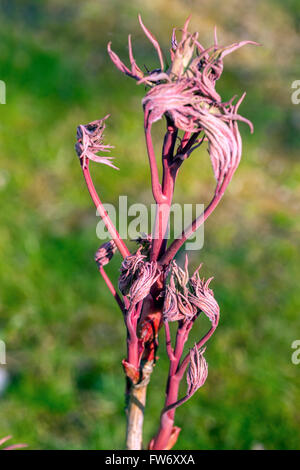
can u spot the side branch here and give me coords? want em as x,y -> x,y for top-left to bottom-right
82,163 -> 130,259
159,172 -> 230,266
177,324 -> 217,380
99,266 -> 125,312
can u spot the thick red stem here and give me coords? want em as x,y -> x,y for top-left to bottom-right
151,122 -> 178,261
151,374 -> 181,450
151,324 -> 188,449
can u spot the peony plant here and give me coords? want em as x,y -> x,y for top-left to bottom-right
75,15 -> 258,450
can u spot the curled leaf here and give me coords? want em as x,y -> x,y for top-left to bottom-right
187,346 -> 208,396
94,240 -> 117,269
75,116 -> 118,170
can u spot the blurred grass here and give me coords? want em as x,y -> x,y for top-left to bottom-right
0,0 -> 300,450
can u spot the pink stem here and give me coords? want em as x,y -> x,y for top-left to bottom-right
127,335 -> 139,369
126,310 -> 139,369
152,316 -> 218,449
99,267 -> 124,312
144,109 -> 166,204
151,374 -> 181,449
82,163 -> 129,259
151,121 -> 178,261
176,131 -> 200,157
151,202 -> 172,262
159,170 -> 232,266
180,132 -> 191,149
177,324 -> 217,380
151,323 -> 189,449
151,129 -> 202,263
164,321 -> 175,361
3,444 -> 28,450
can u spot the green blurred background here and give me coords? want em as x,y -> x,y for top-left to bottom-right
0,0 -> 299,450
